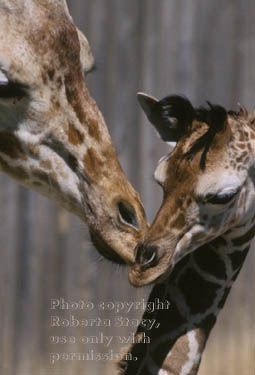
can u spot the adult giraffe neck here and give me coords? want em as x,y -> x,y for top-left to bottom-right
119,224 -> 253,375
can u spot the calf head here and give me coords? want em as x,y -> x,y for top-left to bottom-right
129,93 -> 255,285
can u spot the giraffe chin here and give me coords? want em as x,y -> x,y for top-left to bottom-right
128,261 -> 174,287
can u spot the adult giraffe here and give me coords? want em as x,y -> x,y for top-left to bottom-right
0,0 -> 148,264
119,93 -> 255,374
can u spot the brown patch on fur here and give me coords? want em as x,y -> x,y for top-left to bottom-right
162,334 -> 190,375
65,74 -> 85,123
83,147 -> 104,181
102,146 -> 118,164
51,96 -> 60,110
68,123 -> 84,145
88,118 -> 101,142
0,132 -> 27,160
29,5 -> 87,125
172,213 -> 186,229
40,160 -> 52,170
28,144 -> 40,157
237,143 -> 246,149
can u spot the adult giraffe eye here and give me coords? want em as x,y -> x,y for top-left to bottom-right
0,70 -> 27,99
206,191 -> 238,205
118,201 -> 139,229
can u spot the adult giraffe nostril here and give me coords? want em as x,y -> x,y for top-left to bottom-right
135,244 -> 158,267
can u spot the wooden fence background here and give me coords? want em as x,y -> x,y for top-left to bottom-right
0,0 -> 255,374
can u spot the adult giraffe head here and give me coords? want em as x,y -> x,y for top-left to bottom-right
130,92 -> 255,285
0,0 -> 148,264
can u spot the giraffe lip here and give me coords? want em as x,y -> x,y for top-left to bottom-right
129,244 -> 177,286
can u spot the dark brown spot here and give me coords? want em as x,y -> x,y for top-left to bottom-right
68,123 -> 84,145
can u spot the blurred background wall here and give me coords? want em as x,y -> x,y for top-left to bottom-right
0,1 -> 254,374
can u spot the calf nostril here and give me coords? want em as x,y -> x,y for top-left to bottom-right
135,244 -> 158,267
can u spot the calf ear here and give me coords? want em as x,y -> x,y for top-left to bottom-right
137,92 -> 159,122
137,92 -> 179,142
137,92 -> 196,142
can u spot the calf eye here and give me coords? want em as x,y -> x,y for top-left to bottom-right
206,191 -> 238,205
118,201 -> 139,229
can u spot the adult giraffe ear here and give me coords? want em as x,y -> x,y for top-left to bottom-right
76,28 -> 95,74
62,0 -> 95,73
137,92 -> 196,142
